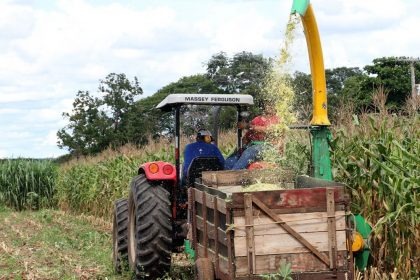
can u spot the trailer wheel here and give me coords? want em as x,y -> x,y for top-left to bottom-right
112,198 -> 129,273
195,258 -> 215,280
128,175 -> 172,279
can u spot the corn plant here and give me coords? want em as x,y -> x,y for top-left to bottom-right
0,159 -> 57,210
331,112 -> 419,278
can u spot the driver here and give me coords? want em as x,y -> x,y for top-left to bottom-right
182,129 -> 225,184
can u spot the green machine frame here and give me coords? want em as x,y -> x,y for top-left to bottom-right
291,0 -> 371,270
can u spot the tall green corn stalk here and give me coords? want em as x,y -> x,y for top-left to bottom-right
0,159 -> 57,210
56,134 -> 238,219
331,112 -> 419,278
57,154 -> 162,217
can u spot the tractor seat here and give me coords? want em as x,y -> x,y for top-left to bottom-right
186,157 -> 223,187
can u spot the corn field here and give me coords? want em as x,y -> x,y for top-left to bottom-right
55,133 -> 237,218
331,108 -> 419,278
0,159 -> 57,210
1,105 -> 418,277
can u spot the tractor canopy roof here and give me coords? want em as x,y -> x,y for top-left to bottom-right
156,93 -> 254,111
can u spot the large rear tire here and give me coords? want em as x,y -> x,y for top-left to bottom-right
128,175 -> 172,279
112,198 -> 129,273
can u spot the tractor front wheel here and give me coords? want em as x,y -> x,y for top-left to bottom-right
127,175 -> 172,279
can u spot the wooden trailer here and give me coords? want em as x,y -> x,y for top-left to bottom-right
188,170 -> 353,280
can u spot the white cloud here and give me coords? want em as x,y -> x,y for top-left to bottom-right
0,0 -> 418,158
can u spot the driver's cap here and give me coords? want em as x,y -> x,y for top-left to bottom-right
197,129 -> 212,143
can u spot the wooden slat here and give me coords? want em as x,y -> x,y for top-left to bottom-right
234,230 -> 347,256
213,197 -> 220,276
326,188 -> 338,270
225,203 -> 234,279
191,187 -> 198,253
233,211 -> 346,237
201,169 -> 296,187
250,196 -> 330,266
202,190 -> 208,256
234,251 -> 348,276
202,170 -> 248,186
196,216 -> 228,246
194,188 -> 203,204
244,194 -> 256,275
205,194 -> 215,210
217,197 -> 226,213
217,185 -> 244,194
233,205 -> 345,216
196,243 -> 230,278
231,187 -> 348,210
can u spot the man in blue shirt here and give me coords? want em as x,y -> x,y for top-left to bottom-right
182,129 -> 225,185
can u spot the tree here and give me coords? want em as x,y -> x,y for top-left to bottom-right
57,91 -> 109,155
99,73 -> 142,145
326,67 -> 368,116
291,67 -> 369,122
206,51 -> 272,114
128,74 -> 218,139
363,57 -> 420,109
57,73 -> 142,155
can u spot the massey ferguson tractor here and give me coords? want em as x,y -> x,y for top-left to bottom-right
112,94 -> 255,278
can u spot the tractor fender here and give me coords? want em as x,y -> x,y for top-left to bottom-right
138,161 -> 177,181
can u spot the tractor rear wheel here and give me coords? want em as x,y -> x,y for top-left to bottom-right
128,175 -> 172,279
112,198 -> 129,273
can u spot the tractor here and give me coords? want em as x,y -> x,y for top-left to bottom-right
112,93 -> 255,278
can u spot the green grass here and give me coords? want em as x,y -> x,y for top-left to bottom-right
0,207 -> 193,279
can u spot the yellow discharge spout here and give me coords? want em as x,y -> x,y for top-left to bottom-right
300,4 -> 331,126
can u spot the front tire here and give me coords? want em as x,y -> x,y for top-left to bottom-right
128,175 -> 172,279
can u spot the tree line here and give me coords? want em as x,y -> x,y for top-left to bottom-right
57,53 -> 419,157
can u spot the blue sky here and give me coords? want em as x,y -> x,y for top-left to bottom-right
1,0 -> 419,158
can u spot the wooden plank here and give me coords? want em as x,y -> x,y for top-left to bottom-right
201,169 -> 296,187
191,187 -> 198,254
202,190 -> 208,257
196,216 -> 228,246
213,197 -> 220,277
250,196 -> 330,266
231,187 -> 348,210
206,194 -> 215,210
217,185 -> 244,194
194,188 -> 203,204
233,205 -> 345,216
244,194 -> 256,275
234,230 -> 347,256
217,197 -> 226,213
326,188 -> 338,270
196,243 -> 230,279
194,182 -> 228,199
233,211 -> 346,237
225,203 -> 234,279
234,272 -> 350,280
235,251 -> 348,276
202,170 -> 248,186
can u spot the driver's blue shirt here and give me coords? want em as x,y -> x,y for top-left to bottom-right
182,141 -> 225,182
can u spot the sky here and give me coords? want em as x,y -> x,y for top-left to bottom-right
0,0 -> 419,158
